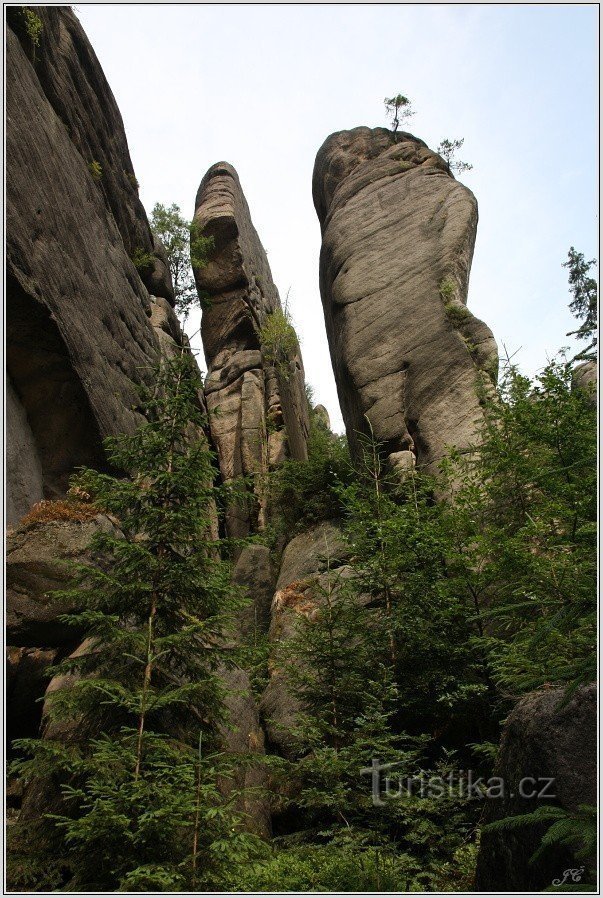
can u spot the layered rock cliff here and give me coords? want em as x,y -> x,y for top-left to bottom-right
6,7 -> 179,526
313,126 -> 498,472
5,5 -> 203,777
193,163 -> 310,537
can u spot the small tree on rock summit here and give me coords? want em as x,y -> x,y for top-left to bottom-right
384,94 -> 414,136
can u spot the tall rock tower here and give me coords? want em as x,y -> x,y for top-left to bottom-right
192,163 -> 310,537
313,126 -> 498,473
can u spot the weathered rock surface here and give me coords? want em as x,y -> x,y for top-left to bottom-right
193,163 -> 310,536
7,646 -> 58,753
6,9 -> 190,524
220,666 -> 271,837
475,683 -> 597,892
260,521 -> 351,754
572,359 -> 597,405
6,7 -> 173,304
7,377 -> 44,525
313,126 -> 497,471
6,516 -> 117,648
232,544 -> 276,639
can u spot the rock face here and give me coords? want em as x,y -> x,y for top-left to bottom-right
573,359 -> 597,405
260,521 -> 352,755
6,7 -> 173,304
313,126 -> 497,472
193,163 -> 310,537
7,516 -> 119,649
5,6 -> 276,851
475,684 -> 597,892
5,515 -> 118,755
5,7 -> 186,525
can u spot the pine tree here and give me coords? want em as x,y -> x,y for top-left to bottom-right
563,246 -> 598,359
248,531 -> 476,891
10,352 -> 261,891
338,430 -> 496,743
440,353 -> 597,698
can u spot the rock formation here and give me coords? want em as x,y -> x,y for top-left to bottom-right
6,7 -> 180,525
573,358 -> 597,405
313,126 -> 498,472
4,5 -> 229,797
475,683 -> 596,891
260,521 -> 352,755
192,163 -> 310,537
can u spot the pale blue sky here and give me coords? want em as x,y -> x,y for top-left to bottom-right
77,3 -> 598,431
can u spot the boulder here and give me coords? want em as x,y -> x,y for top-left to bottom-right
312,126 -> 498,471
192,162 -> 310,536
232,544 -> 275,639
572,359 -> 597,406
6,516 -> 117,648
475,683 -> 597,891
313,404 -> 331,430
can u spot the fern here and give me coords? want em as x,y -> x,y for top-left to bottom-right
482,804 -> 597,865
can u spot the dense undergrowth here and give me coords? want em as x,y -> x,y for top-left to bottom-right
7,265 -> 597,891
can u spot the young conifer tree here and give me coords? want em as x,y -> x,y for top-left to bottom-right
440,352 -> 597,698
255,538 -> 475,892
337,430 -> 497,744
11,352 -> 260,891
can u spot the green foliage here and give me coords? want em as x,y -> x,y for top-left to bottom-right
437,138 -> 473,174
226,841 -> 438,892
563,247 -> 598,359
440,353 -> 597,697
261,490 -> 480,888
150,202 -> 214,318
268,409 -> 351,537
483,804 -> 596,879
125,170 -> 139,190
131,247 -> 154,272
445,302 -> 471,326
21,6 -> 43,47
439,276 -> 456,299
8,353 -> 261,891
88,160 -> 103,181
338,431 -> 498,740
260,306 -> 299,378
384,93 -> 415,135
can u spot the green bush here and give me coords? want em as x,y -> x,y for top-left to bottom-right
227,843 -> 429,892
439,276 -> 456,299
21,7 -> 43,47
269,411 -> 351,536
131,247 -> 154,272
260,308 -> 299,378
445,301 -> 471,326
125,171 -> 139,190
